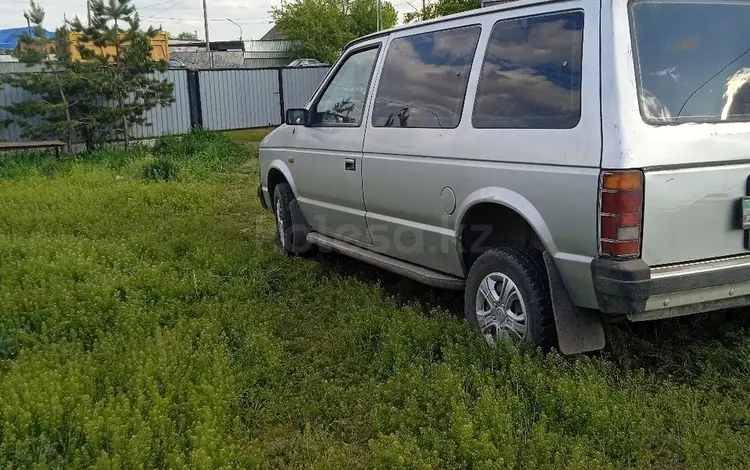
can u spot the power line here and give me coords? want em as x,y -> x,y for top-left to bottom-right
141,5 -> 273,12
137,0 -> 180,10
208,18 -> 272,24
144,0 -> 185,20
148,16 -> 272,24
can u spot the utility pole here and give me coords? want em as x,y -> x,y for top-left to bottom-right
376,0 -> 381,30
422,0 -> 425,19
202,0 -> 210,53
87,0 -> 91,26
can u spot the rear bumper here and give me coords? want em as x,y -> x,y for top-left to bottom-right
592,255 -> 750,320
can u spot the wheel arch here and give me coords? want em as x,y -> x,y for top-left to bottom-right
455,187 -> 558,275
267,160 -> 297,201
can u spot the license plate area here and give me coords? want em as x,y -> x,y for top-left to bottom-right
743,196 -> 750,230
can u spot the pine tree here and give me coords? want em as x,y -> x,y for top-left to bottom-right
1,0 -> 174,151
0,1 -> 97,152
68,0 -> 174,148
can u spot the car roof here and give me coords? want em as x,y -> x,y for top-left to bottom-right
345,0 -> 555,49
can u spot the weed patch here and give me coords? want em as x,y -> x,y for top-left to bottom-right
142,157 -> 178,181
1,130 -> 749,468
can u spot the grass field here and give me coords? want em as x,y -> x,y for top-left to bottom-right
1,129 -> 749,469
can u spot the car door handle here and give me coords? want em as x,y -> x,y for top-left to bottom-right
344,158 -> 356,171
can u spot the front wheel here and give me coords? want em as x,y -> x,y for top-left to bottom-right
273,182 -> 315,257
464,247 -> 557,351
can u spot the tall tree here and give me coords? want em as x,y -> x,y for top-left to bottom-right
349,0 -> 398,39
0,1 -> 99,151
68,0 -> 174,148
272,0 -> 397,64
403,0 -> 478,23
2,0 -> 175,151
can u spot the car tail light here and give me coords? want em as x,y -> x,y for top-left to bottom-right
599,170 -> 643,259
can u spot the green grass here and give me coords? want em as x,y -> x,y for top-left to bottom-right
1,130 -> 749,469
225,128 -> 275,146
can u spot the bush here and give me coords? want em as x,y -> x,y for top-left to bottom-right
0,129 -> 249,184
151,129 -> 250,180
153,128 -> 232,160
142,157 -> 178,182
0,150 -> 74,180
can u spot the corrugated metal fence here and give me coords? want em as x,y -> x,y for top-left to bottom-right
282,67 -> 330,111
133,70 -> 192,139
199,69 -> 281,130
0,66 -> 330,142
0,83 -> 39,141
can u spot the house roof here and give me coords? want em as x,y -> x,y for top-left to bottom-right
259,25 -> 285,41
0,27 -> 55,51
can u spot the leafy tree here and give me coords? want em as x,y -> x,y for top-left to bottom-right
175,31 -> 199,41
0,1 -> 100,151
403,0 -> 478,23
68,0 -> 174,148
272,0 -> 397,64
349,0 -> 398,39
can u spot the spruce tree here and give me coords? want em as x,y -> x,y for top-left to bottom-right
2,0 -> 174,151
0,1 -> 97,152
68,0 -> 174,148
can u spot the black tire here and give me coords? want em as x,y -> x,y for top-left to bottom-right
464,247 -> 557,351
273,182 -> 315,256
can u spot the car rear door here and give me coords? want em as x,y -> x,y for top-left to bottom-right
613,0 -> 750,266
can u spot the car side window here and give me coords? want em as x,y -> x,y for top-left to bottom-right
472,10 -> 584,129
312,47 -> 379,126
371,25 -> 482,129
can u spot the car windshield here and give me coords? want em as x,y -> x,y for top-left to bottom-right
630,0 -> 750,124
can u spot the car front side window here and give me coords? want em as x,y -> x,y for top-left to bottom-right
312,47 -> 380,126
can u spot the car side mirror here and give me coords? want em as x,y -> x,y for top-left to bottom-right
285,108 -> 309,126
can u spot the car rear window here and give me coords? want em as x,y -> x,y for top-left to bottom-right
630,0 -> 750,124
371,25 -> 482,129
472,10 -> 584,129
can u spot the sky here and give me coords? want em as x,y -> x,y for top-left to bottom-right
0,0 -> 415,42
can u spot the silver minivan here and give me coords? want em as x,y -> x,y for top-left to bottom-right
258,0 -> 750,354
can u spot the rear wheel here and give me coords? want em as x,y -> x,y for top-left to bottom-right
273,182 -> 315,256
464,247 -> 557,351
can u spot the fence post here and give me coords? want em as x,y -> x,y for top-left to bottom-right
187,70 -> 203,128
277,68 -> 285,125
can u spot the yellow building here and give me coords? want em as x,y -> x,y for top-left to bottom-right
20,31 -> 169,61
66,31 -> 169,61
